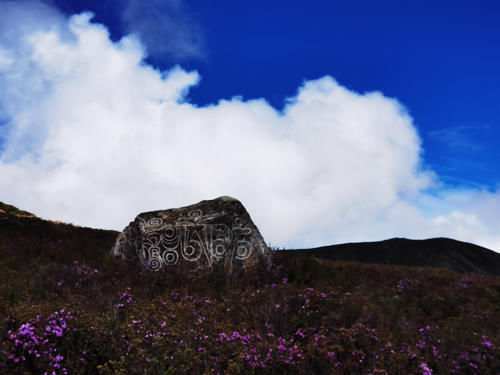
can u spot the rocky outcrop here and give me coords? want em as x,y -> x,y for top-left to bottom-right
112,196 -> 271,274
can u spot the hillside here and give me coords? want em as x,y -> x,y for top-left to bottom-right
0,203 -> 499,374
294,237 -> 500,276
0,201 -> 36,217
0,202 -> 118,270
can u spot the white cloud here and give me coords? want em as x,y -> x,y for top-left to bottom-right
0,3 -> 499,252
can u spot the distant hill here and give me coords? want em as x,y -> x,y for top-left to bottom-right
294,237 -> 500,276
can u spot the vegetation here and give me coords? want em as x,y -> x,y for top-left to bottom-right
0,211 -> 499,374
0,201 -> 35,217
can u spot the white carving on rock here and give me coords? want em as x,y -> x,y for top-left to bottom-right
137,210 -> 257,271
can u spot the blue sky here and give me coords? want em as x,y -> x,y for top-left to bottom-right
0,0 -> 499,250
49,0 -> 500,188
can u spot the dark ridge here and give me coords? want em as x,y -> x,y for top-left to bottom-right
0,204 -> 119,269
293,237 -> 500,276
0,201 -> 36,217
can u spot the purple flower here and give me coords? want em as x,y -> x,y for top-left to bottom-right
482,335 -> 493,349
420,363 -> 433,375
295,329 -> 305,338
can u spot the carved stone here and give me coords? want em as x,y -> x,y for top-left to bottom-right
112,196 -> 271,274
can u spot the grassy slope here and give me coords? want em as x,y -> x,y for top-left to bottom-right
0,206 -> 499,374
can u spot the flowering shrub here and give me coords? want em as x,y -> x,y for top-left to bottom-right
2,309 -> 74,374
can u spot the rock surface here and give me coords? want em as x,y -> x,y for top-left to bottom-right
112,196 -> 271,274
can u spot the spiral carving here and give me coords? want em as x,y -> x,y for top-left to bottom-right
235,240 -> 252,260
161,225 -> 179,249
213,241 -> 226,258
148,217 -> 163,226
162,249 -> 179,265
135,211 -> 259,270
188,209 -> 203,219
148,256 -> 163,271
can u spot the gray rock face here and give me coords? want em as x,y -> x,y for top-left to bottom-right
112,196 -> 271,274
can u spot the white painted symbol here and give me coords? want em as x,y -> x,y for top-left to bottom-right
139,213 -> 255,271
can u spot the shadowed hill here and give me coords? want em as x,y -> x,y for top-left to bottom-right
0,202 -> 118,269
294,237 -> 500,276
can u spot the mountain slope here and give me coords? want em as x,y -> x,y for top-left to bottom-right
0,202 -> 118,269
294,237 -> 500,275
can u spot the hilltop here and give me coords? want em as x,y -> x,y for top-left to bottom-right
0,201 -> 36,217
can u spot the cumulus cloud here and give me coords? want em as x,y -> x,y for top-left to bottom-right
0,3 -> 499,251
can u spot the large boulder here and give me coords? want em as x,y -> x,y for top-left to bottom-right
112,196 -> 271,274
